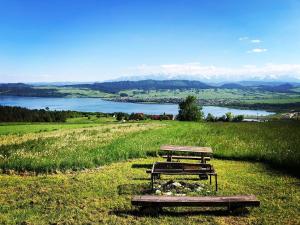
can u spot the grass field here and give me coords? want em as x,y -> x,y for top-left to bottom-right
0,121 -> 160,172
1,119 -> 299,174
0,158 -> 299,225
0,118 -> 299,224
0,117 -> 116,136
35,86 -> 116,98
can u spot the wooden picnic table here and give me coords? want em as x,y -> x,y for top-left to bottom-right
160,145 -> 213,163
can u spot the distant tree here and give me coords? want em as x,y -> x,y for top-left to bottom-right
177,96 -> 204,121
206,113 -> 215,122
115,112 -> 129,121
116,112 -> 124,121
129,113 -> 144,120
218,115 -> 227,122
119,93 -> 128,97
225,112 -> 233,122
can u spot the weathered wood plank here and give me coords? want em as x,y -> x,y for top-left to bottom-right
162,155 -> 211,160
160,145 -> 213,154
132,195 -> 260,208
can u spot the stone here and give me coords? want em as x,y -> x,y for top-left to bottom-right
172,182 -> 182,187
196,187 -> 203,192
155,190 -> 162,195
175,193 -> 186,196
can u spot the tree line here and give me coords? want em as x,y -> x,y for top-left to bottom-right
177,95 -> 244,122
0,106 -> 81,122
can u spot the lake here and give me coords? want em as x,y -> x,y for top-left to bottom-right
0,96 -> 274,117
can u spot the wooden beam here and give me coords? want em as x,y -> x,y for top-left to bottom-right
132,195 -> 260,208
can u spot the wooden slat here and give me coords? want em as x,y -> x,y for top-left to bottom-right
162,155 -> 210,160
152,162 -> 214,174
132,195 -> 260,207
160,145 -> 213,154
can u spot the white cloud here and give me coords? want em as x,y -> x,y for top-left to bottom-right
125,63 -> 300,82
239,36 -> 249,41
247,48 -> 268,53
251,39 -> 261,43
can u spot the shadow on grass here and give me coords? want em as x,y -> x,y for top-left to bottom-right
132,177 -> 201,181
132,177 -> 150,181
131,163 -> 153,169
117,183 -> 152,195
111,207 -> 250,218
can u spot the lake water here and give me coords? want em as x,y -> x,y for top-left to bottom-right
0,96 -> 274,117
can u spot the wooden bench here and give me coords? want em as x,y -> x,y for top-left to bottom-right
132,195 -> 260,211
162,155 -> 211,163
149,162 -> 217,191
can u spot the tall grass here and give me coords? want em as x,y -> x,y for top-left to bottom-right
0,120 -> 299,176
0,123 -> 160,173
100,121 -> 300,176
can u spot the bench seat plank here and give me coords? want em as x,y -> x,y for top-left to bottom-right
132,195 -> 260,207
162,155 -> 210,160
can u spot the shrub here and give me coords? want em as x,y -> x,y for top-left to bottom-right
129,113 -> 144,121
119,93 -> 128,97
225,112 -> 233,122
233,115 -> 244,122
206,113 -> 216,122
115,112 -> 129,121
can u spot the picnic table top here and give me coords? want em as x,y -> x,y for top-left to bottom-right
160,145 -> 213,154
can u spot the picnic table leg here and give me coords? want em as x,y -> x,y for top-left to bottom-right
151,173 -> 154,190
201,153 -> 204,163
209,174 -> 212,185
215,174 -> 218,192
167,153 -> 172,162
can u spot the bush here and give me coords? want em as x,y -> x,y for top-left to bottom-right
225,112 -> 233,122
150,113 -> 173,120
119,93 -> 128,97
206,113 -> 216,122
129,113 -> 145,120
115,112 -> 129,121
233,115 -> 244,122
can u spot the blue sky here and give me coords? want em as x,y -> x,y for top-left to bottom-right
0,0 -> 300,82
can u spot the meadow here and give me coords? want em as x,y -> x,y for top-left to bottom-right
1,118 -> 299,174
0,117 -> 300,224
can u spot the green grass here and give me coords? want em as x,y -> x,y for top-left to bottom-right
101,121 -> 300,175
0,122 -> 160,172
0,117 -> 114,135
1,121 -> 299,175
66,116 -> 116,124
35,86 -> 116,98
0,119 -> 300,224
0,158 -> 299,225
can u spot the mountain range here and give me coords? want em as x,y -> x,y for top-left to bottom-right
1,79 -> 300,97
